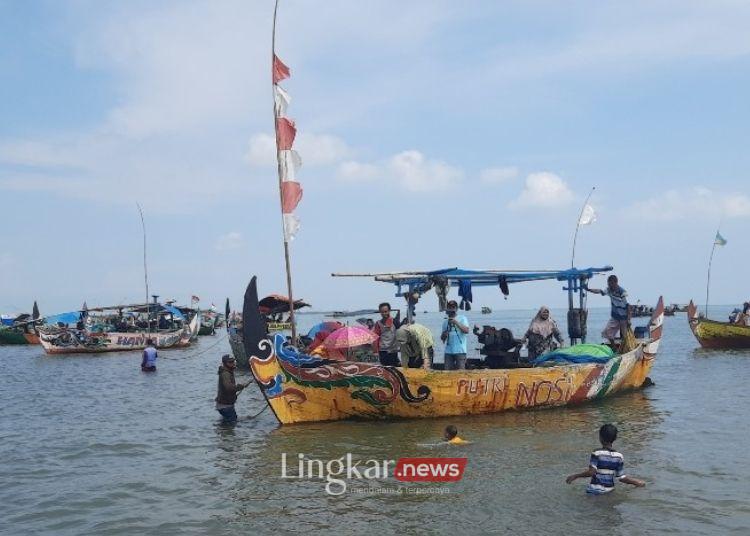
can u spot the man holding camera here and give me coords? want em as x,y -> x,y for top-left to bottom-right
441,300 -> 470,370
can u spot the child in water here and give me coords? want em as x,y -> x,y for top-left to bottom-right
444,425 -> 468,445
566,423 -> 645,494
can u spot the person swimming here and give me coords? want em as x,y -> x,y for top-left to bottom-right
444,425 -> 468,445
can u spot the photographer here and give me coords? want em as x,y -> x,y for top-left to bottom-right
440,300 -> 470,370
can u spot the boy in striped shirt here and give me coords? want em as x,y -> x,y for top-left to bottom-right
566,424 -> 645,494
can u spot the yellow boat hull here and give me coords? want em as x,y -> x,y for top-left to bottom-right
688,300 -> 750,349
244,277 -> 664,425
250,338 -> 658,424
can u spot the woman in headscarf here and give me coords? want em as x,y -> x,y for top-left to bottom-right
523,306 -> 564,361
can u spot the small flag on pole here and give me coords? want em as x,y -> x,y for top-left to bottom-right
714,232 -> 727,246
276,117 -> 297,150
272,55 -> 290,84
578,204 -> 597,226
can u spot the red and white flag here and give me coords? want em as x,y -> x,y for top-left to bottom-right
276,117 -> 296,151
273,54 -> 290,84
282,213 -> 300,241
274,85 -> 290,116
279,149 -> 301,181
281,181 -> 303,213
273,53 -> 301,241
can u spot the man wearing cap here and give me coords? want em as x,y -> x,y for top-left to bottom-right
215,354 -> 249,423
440,300 -> 470,370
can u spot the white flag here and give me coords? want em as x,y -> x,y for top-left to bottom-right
279,149 -> 302,181
579,204 -> 597,226
274,85 -> 291,117
283,213 -> 300,241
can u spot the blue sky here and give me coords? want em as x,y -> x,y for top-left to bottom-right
1,0 -> 749,315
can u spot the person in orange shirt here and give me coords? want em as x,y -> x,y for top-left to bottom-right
444,425 -> 469,444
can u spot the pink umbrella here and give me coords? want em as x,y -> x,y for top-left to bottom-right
322,326 -> 378,350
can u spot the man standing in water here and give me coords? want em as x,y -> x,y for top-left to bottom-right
141,339 -> 157,372
215,354 -> 249,424
441,300 -> 470,370
588,275 -> 630,345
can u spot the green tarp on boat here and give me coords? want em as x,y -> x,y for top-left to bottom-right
533,343 -> 615,366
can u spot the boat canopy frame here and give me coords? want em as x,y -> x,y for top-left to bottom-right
332,265 -> 614,344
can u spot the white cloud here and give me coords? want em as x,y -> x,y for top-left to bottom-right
0,133 -> 261,210
0,1 -> 454,209
480,166 -> 519,184
297,134 -> 351,167
245,134 -> 277,167
627,187 -> 750,221
4,1 -> 749,213
74,1 -> 272,138
337,161 -> 379,182
215,231 -> 243,251
0,140 -> 85,169
510,171 -> 574,208
388,150 -> 463,192
335,150 -> 464,192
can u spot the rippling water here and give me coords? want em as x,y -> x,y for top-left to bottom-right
2,307 -> 749,535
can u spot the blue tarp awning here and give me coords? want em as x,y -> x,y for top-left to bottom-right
43,311 -> 81,325
376,266 -> 612,285
162,304 -> 185,320
352,266 -> 613,297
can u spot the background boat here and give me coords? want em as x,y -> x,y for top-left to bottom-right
687,300 -> 750,349
198,310 -> 217,336
0,311 -> 41,345
38,304 -> 199,354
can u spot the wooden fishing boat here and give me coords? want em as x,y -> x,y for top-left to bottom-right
229,330 -> 248,368
243,276 -> 664,425
198,310 -> 217,336
687,300 -> 750,349
0,314 -> 41,345
38,312 -> 198,355
0,327 -> 30,345
631,306 -> 654,318
24,332 -> 40,344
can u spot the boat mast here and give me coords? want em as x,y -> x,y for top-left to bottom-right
705,231 -> 719,319
272,0 -> 297,342
136,202 -> 150,334
568,187 -> 595,345
570,186 -> 595,269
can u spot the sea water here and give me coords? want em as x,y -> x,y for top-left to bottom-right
1,307 -> 749,535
